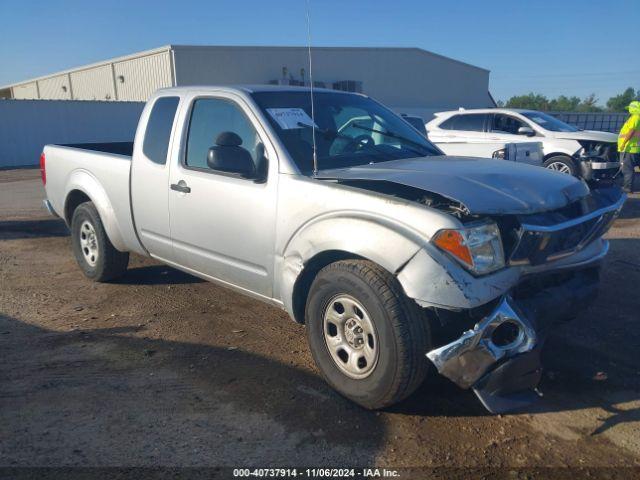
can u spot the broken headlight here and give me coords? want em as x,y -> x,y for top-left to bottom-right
432,222 -> 505,275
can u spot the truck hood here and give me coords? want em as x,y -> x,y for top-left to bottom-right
316,156 -> 590,215
551,130 -> 618,142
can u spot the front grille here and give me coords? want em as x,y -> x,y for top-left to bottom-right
509,195 -> 623,266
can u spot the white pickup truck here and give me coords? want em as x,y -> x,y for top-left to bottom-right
42,85 -> 625,413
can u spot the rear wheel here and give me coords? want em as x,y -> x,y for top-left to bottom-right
543,155 -> 578,176
71,202 -> 129,282
305,260 -> 431,409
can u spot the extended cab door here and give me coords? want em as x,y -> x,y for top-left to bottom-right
167,93 -> 278,298
131,96 -> 180,260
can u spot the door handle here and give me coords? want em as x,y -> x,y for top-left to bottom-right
170,181 -> 191,194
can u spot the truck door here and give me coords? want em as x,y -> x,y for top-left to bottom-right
167,94 -> 277,299
130,96 -> 180,260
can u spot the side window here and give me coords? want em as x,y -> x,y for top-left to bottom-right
143,96 -> 180,165
440,114 -> 487,132
491,114 -> 526,134
185,98 -> 262,173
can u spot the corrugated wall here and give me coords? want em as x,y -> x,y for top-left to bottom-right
113,52 -> 173,101
6,48 -> 173,102
12,83 -> 39,99
38,74 -> 72,100
0,100 -> 144,167
71,65 -> 116,101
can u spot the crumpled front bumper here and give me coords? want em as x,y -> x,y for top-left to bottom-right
426,266 -> 600,413
426,296 -> 541,413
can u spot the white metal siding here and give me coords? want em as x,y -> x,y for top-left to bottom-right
12,82 -> 39,99
113,52 -> 173,101
71,65 -> 116,100
38,74 -> 72,100
0,100 -> 144,167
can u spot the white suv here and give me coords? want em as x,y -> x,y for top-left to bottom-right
426,108 -> 620,182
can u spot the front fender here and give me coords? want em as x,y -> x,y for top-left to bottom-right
64,169 -> 127,252
278,212 -> 427,320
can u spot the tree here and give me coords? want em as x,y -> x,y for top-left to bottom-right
606,87 -> 638,111
576,94 -> 602,112
504,93 -> 550,110
549,95 -> 581,111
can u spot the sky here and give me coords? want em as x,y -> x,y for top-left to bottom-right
0,0 -> 638,105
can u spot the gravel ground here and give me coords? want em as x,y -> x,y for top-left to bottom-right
0,169 -> 638,477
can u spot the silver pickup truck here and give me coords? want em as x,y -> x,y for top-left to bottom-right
41,85 -> 625,413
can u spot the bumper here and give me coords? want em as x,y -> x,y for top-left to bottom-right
426,267 -> 599,413
580,160 -> 620,182
43,199 -> 59,217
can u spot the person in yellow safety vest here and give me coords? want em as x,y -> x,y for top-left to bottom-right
618,100 -> 640,193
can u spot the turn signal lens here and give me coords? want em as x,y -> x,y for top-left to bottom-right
432,222 -> 505,275
433,229 -> 473,266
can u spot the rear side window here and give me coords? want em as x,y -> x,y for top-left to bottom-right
143,96 -> 180,165
439,114 -> 487,132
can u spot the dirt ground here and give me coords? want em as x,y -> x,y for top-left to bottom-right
1,168 -> 639,477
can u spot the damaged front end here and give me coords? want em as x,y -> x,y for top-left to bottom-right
426,296 -> 540,413
425,265 -> 603,413
420,188 -> 625,414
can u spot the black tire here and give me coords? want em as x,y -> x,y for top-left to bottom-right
305,260 -> 431,409
543,155 -> 578,176
70,201 -> 129,282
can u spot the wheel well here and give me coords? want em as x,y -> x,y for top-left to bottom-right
543,152 -> 572,161
291,250 -> 364,324
64,190 -> 91,224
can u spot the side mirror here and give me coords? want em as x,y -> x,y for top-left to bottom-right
517,126 -> 535,137
207,131 -> 256,179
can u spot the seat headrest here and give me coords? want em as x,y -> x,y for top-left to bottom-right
216,131 -> 243,147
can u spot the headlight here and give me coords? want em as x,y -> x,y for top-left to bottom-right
432,222 -> 505,275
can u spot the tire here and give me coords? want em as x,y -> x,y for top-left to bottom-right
70,201 -> 129,282
305,259 -> 431,409
543,155 -> 578,176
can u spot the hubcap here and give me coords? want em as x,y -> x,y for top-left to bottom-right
546,161 -> 571,174
79,220 -> 99,267
323,295 -> 379,379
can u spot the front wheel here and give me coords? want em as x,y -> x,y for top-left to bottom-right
305,260 -> 431,409
543,155 -> 578,176
71,202 -> 129,282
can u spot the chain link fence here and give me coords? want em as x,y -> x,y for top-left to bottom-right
548,111 -> 628,133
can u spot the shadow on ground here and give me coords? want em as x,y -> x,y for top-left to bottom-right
0,219 -> 68,240
0,314 -> 385,466
114,265 -> 204,286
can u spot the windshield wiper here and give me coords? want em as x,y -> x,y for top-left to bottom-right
351,123 -> 434,157
297,122 -> 353,141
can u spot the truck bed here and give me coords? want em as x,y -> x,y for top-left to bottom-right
60,142 -> 134,157
43,142 -> 144,255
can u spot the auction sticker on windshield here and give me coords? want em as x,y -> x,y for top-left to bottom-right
267,108 -> 317,130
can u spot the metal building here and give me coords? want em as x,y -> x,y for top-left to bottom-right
0,45 -> 493,119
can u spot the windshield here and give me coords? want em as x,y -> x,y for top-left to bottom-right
251,91 -> 442,173
521,111 -> 580,132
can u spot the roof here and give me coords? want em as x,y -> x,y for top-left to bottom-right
1,44 -> 489,90
158,84 -> 361,95
434,108 -> 542,116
